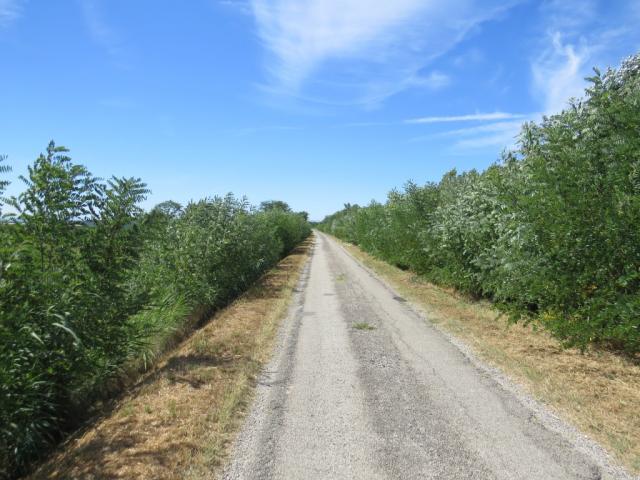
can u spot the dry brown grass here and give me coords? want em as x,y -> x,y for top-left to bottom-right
339,239 -> 640,475
28,237 -> 312,480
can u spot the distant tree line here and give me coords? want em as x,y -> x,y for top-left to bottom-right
0,144 -> 310,479
319,54 -> 640,355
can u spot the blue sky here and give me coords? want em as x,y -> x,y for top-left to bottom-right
1,0 -> 639,220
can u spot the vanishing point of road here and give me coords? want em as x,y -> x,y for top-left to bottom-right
223,232 -> 629,480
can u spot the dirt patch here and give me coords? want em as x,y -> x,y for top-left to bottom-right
27,238 -> 313,480
339,239 -> 640,475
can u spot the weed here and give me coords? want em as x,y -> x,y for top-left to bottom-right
120,402 -> 136,418
353,322 -> 375,331
192,337 -> 210,356
167,400 -> 178,420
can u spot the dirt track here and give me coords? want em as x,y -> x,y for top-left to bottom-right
223,232 -> 632,480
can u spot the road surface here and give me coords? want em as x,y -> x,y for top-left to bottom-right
223,232 -> 629,480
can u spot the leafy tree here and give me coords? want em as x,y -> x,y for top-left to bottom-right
152,200 -> 183,218
260,200 -> 291,212
319,53 -> 640,354
0,155 -> 9,216
0,142 -> 311,478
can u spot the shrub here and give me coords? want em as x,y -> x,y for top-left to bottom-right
319,53 -> 640,354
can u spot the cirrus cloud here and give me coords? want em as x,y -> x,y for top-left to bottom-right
250,0 -> 522,106
405,112 -> 525,124
0,0 -> 22,26
531,0 -> 640,114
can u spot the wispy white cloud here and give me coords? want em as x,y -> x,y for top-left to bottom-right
406,71 -> 451,90
250,0 -> 521,106
539,0 -> 598,32
531,0 -> 640,115
252,0 -> 428,89
335,111 -> 529,134
408,114 -> 540,150
218,0 -> 252,15
0,0 -> 22,26
532,32 -> 590,114
452,47 -> 484,68
454,131 -> 520,149
412,120 -> 525,139
405,112 -> 525,124
78,0 -> 129,66
451,121 -> 526,149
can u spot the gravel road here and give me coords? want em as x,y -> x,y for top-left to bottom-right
223,232 -> 632,480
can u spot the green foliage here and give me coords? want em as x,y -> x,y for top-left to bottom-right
0,145 -> 310,478
319,53 -> 640,354
133,195 -> 292,307
0,142 -> 151,477
0,155 -> 9,216
260,199 -> 292,212
258,208 -> 310,255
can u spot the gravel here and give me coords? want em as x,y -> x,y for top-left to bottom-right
222,232 -> 635,480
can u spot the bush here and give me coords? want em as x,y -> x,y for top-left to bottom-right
319,53 -> 640,354
0,144 -> 310,478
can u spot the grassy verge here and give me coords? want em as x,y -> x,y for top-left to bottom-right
336,237 -> 640,475
27,237 -> 312,480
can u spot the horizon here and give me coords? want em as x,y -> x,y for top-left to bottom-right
1,0 -> 639,221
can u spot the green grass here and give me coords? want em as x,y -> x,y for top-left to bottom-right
353,321 -> 375,330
